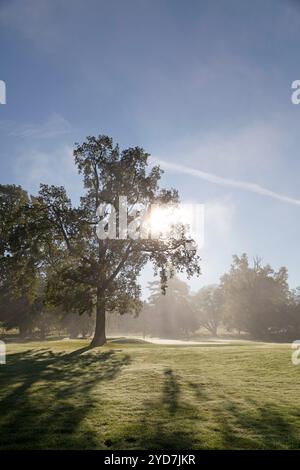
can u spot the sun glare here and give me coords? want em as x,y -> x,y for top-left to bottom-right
149,206 -> 182,237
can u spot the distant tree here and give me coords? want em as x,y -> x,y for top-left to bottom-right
192,284 -> 223,336
146,276 -> 197,337
282,287 -> 300,340
0,290 -> 34,337
220,254 -> 290,339
35,136 -> 201,346
61,311 -> 95,339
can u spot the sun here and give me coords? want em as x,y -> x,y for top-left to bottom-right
149,205 -> 182,237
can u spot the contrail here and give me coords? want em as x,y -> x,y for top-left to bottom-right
151,157 -> 300,207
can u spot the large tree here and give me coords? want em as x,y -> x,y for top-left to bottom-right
38,135 -> 201,346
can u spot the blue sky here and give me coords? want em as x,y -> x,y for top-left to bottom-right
1,0 -> 300,293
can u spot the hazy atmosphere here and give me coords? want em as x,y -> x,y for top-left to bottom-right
1,0 -> 300,456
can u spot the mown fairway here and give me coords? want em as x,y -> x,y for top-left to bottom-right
0,339 -> 299,449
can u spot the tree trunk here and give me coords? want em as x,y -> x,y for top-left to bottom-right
19,323 -> 31,339
90,299 -> 106,347
39,326 -> 46,340
211,325 -> 218,337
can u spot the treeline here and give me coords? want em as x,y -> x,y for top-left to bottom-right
108,254 -> 300,341
1,208 -> 300,342
1,177 -> 300,342
1,250 -> 300,341
0,186 -> 299,341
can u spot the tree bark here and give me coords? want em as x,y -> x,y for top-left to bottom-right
90,299 -> 106,347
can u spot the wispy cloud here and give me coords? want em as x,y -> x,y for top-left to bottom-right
14,144 -> 82,202
151,157 -> 300,207
7,113 -> 72,139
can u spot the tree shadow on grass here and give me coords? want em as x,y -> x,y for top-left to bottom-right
117,368 -> 204,450
218,400 -> 300,449
0,347 -> 131,449
139,379 -> 300,450
117,369 -> 300,450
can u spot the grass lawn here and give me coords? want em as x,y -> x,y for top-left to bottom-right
0,339 -> 299,449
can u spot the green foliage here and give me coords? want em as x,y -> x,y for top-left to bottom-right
0,185 -> 46,336
220,254 -> 295,339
